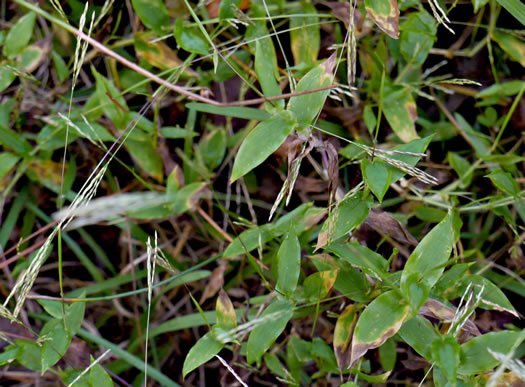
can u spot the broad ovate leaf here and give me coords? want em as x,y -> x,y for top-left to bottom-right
361,158 -> 391,202
364,0 -> 400,39
287,54 -> 336,130
383,85 -> 419,143
401,213 -> 454,310
458,331 -> 525,375
316,193 -> 371,250
431,335 -> 460,384
350,290 -> 410,368
303,270 -> 338,300
183,328 -> 225,378
247,299 -> 294,365
231,110 -> 296,182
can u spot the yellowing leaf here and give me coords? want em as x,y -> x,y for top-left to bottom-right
364,0 -> 400,39
333,304 -> 358,370
492,31 -> 525,67
383,85 -> 419,143
351,290 -> 410,368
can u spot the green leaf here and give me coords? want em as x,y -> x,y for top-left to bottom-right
0,126 -> 32,155
0,65 -> 16,93
216,289 -> 237,330
287,54 -> 335,129
90,360 -> 114,386
448,152 -> 473,188
434,263 -> 474,297
361,159 -> 392,202
400,214 -> 454,308
290,2 -> 320,67
247,299 -> 294,364
41,319 -> 71,373
492,31 -> 525,67
264,353 -> 288,379
303,270 -> 338,300
387,136 -> 432,183
495,0 -> 525,27
401,272 -> 430,311
458,331 -> 525,375
174,19 -> 209,56
51,51 -> 69,83
131,0 -> 169,35
223,225 -> 272,258
486,169 -> 519,196
351,290 -> 410,367
186,102 -> 271,121
161,126 -> 199,139
65,298 -> 86,336
125,138 -> 164,182
182,329 -> 224,378
198,127 -> 226,170
364,0 -> 400,39
477,80 -> 525,98
431,335 -> 460,384
0,153 -> 19,180
378,338 -> 397,372
473,0 -> 490,12
5,12 -> 36,58
383,85 -> 419,143
327,242 -> 389,281
316,193 -> 371,250
231,110 -> 296,182
333,304 -> 358,370
254,25 -> 283,110
400,11 -> 436,67
92,67 -> 128,129
398,315 -> 439,360
276,230 -> 301,298
219,0 -> 241,20
456,275 -> 518,317
15,340 -> 42,372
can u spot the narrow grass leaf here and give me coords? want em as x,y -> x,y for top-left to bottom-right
231,110 -> 296,182
364,0 -> 400,39
186,102 -> 271,121
247,299 -> 294,365
496,0 -> 525,25
276,230 -> 301,298
350,290 -> 410,368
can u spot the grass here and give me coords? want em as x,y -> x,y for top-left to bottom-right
0,0 -> 524,385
